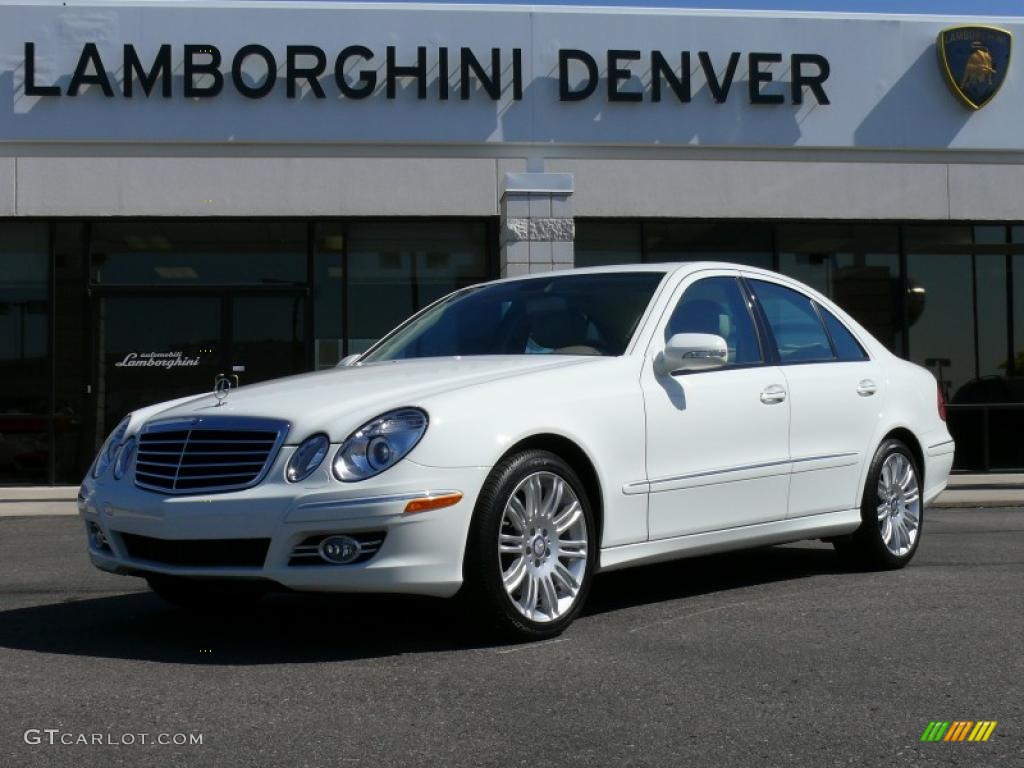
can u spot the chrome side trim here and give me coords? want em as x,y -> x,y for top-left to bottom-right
788,451 -> 861,474
622,451 -> 860,495
926,439 -> 956,456
294,490 -> 462,512
599,508 -> 862,572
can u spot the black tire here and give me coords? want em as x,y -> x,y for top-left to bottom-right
462,449 -> 597,641
834,438 -> 923,570
146,575 -> 268,611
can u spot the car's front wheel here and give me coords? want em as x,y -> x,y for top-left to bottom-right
463,450 -> 596,641
834,438 -> 923,569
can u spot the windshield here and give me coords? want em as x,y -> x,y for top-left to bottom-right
361,272 -> 666,362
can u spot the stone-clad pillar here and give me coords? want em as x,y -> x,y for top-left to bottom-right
499,173 -> 575,277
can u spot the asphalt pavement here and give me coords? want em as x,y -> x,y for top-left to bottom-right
0,508 -> 1021,768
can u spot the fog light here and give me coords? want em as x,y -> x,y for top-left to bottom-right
87,521 -> 110,552
318,535 -> 362,564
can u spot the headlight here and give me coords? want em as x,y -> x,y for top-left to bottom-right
286,434 -> 330,483
333,408 -> 428,482
92,416 -> 131,478
113,437 -> 137,480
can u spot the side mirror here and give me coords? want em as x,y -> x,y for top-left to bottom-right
336,354 -> 362,368
656,333 -> 728,375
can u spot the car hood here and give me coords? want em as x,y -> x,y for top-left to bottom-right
143,355 -> 601,441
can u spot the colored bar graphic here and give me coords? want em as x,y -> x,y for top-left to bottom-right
921,721 -> 950,741
922,721 -> 997,742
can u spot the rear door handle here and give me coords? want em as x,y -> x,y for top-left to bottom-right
857,379 -> 878,397
760,385 -> 787,405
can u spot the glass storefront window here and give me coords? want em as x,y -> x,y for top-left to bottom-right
904,224 -> 973,252
906,252 -> 974,404
346,222 -> 489,353
232,295 -> 306,386
777,223 -> 902,353
314,225 -> 345,368
90,221 -> 307,285
13,215 -> 1024,482
975,253 -> 1010,387
575,221 -> 642,267
644,221 -> 773,269
53,222 -> 89,482
0,223 -> 50,484
95,295 -> 223,438
1014,255 -> 1024,384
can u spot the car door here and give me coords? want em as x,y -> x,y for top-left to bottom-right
641,273 -> 791,540
746,277 -> 884,518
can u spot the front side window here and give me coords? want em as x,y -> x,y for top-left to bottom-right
664,276 -> 763,366
361,272 -> 666,362
750,279 -> 835,364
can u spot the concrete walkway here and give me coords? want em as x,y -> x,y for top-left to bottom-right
1,475 -> 1022,517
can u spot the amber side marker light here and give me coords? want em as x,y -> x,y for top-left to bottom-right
404,492 -> 463,514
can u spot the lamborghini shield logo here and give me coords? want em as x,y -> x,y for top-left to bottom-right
938,25 -> 1012,110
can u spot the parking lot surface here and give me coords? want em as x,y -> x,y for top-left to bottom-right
0,508 -> 1020,768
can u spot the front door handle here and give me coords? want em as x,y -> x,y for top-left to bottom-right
857,379 -> 878,397
760,385 -> 787,405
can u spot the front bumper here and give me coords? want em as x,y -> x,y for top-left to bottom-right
79,453 -> 490,598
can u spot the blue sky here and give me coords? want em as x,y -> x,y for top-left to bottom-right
374,1 -> 1024,13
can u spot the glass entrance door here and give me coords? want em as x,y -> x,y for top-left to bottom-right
93,293 -> 306,440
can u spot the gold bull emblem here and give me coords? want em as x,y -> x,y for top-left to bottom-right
960,43 -> 996,89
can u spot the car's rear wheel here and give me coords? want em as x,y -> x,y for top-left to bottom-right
463,450 -> 596,641
834,438 -> 923,569
146,575 -> 268,611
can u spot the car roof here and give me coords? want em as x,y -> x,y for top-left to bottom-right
488,261 -> 784,283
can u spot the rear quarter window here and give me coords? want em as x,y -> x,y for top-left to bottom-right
820,307 -> 869,362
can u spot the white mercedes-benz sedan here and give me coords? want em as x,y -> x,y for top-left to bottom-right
79,263 -> 954,639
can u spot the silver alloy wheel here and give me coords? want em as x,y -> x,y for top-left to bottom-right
876,452 -> 921,557
498,471 -> 588,623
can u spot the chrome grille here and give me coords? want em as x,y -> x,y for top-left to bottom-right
134,416 -> 289,495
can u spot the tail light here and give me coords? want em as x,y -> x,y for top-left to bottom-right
937,383 -> 947,422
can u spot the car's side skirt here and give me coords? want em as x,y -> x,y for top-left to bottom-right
597,509 -> 862,572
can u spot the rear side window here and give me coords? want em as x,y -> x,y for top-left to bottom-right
820,307 -> 869,361
749,280 -> 835,363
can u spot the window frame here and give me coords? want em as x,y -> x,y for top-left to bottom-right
744,277 -> 873,367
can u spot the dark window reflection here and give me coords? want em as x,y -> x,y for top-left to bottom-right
90,221 -> 307,285
96,296 -> 222,437
904,224 -> 973,252
645,221 -> 773,269
1014,254 -> 1024,385
0,223 -> 49,484
53,222 -> 89,482
346,222 -> 489,353
314,226 -> 345,368
231,295 -> 305,386
575,221 -> 642,267
975,253 -> 1009,390
906,252 -> 973,404
777,223 -> 902,353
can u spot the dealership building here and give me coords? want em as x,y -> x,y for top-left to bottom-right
1,0 -> 1022,484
